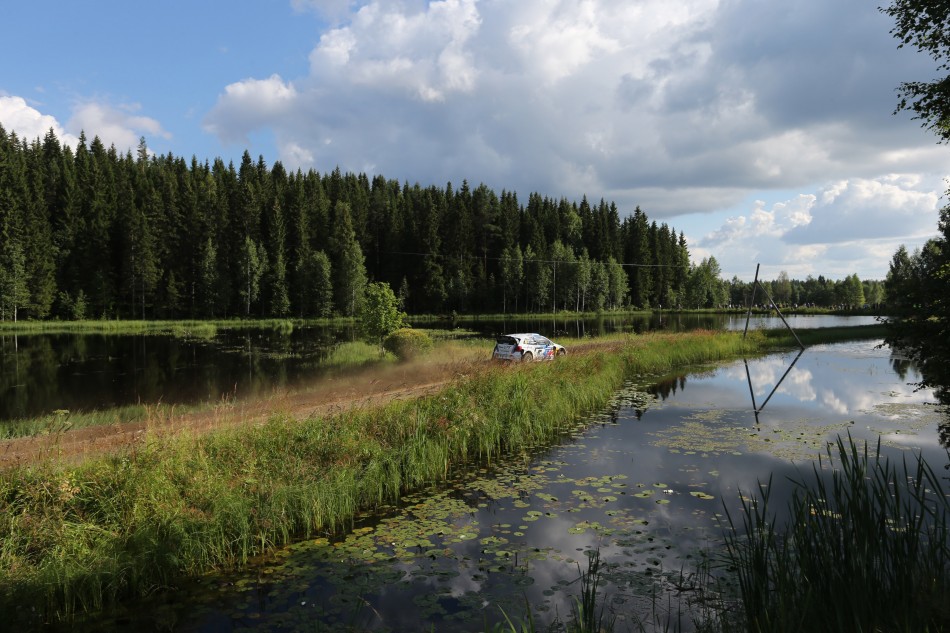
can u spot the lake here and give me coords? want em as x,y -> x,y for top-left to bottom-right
0,314 -> 879,423
70,337 -> 948,632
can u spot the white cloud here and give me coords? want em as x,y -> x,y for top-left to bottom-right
695,175 -> 944,280
508,0 -> 624,84
204,74 -> 298,144
783,176 -> 941,244
703,194 -> 816,245
0,95 -> 80,147
198,0 -> 950,283
0,95 -> 166,154
67,101 -> 169,153
307,0 -> 481,102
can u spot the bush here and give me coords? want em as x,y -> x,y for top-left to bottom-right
383,328 -> 433,360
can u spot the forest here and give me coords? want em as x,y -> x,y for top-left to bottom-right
0,126 -> 875,321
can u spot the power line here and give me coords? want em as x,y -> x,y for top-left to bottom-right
383,250 -> 680,268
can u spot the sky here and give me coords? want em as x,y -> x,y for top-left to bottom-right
2,0 -> 948,282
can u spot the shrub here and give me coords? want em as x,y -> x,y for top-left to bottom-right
383,328 -> 433,360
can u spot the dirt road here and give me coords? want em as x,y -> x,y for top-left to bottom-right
0,359 -> 471,469
0,339 -> 623,470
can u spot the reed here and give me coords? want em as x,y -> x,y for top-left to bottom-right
569,549 -> 616,633
718,434 -> 950,633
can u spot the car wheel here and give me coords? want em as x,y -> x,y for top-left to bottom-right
521,352 -> 533,362
556,349 -> 565,357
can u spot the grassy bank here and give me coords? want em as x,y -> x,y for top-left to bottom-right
758,322 -> 888,346
0,330 -> 762,626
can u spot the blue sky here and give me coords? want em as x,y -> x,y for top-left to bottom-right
2,0 -> 948,282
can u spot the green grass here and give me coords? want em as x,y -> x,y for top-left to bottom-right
0,405 -> 163,440
322,339 -> 395,367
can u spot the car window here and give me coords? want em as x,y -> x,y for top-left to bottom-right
535,336 -> 551,346
496,336 -> 517,345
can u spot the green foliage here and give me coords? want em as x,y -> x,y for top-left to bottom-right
298,250 -> 333,318
881,0 -> 950,401
330,202 -> 367,317
499,245 -> 524,313
1,125 -> 708,321
239,236 -> 266,317
882,0 -> 950,141
360,281 -> 408,349
686,256 -> 728,309
383,328 -> 434,360
0,240 -> 29,321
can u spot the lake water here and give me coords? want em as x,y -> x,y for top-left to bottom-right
0,314 -> 879,423
73,337 -> 948,632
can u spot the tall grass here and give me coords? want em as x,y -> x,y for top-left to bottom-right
718,434 -> 950,633
0,403 -> 203,439
322,340 -> 394,367
0,330 -> 761,626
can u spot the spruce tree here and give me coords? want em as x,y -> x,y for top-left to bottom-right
329,201 -> 367,316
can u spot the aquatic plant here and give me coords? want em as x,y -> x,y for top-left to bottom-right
569,549 -> 616,633
719,434 -> 950,633
170,322 -> 219,340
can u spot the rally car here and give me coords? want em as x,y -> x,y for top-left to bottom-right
491,333 -> 566,362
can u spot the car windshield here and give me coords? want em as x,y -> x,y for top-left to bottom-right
496,336 -> 518,345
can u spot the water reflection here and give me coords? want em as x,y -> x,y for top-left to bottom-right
744,349 -> 804,417
0,325 -> 356,422
648,340 -> 949,451
2,315 -> 877,423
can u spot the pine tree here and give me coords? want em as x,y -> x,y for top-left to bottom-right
22,139 -> 57,317
329,201 -> 367,316
198,237 -> 219,317
622,208 -> 653,308
239,236 -> 266,317
0,240 -> 29,321
263,198 -> 290,316
0,128 -> 31,320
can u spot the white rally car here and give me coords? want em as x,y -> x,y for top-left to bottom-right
492,333 -> 567,362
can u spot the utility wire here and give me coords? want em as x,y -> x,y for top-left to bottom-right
383,250 -> 681,268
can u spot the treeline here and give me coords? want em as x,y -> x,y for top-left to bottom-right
726,272 -> 883,309
0,126 -> 701,321
885,230 -> 950,401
